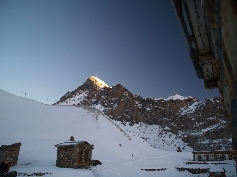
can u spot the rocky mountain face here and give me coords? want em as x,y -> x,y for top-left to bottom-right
54,76 -> 233,151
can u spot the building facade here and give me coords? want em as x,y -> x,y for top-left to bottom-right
193,150 -> 235,161
55,141 -> 94,169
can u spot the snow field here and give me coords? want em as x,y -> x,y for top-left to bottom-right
0,90 -> 236,177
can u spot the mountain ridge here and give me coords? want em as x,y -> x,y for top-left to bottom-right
54,76 -> 232,151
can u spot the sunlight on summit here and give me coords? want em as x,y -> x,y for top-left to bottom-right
89,76 -> 109,88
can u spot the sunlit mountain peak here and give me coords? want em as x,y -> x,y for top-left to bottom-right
89,76 -> 109,88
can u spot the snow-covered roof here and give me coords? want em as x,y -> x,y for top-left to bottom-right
209,167 -> 225,172
54,141 -> 93,148
193,150 -> 234,153
54,141 -> 83,147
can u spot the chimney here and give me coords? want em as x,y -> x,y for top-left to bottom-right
70,136 -> 75,141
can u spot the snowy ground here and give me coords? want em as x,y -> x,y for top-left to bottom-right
112,120 -> 193,152
0,89 -> 236,177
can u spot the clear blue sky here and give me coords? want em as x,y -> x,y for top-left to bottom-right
0,0 -> 219,104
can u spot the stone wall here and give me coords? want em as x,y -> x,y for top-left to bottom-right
0,142 -> 21,166
56,142 -> 93,169
56,146 -> 77,168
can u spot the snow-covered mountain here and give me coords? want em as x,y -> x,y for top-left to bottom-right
55,76 -> 232,151
0,89 -> 236,176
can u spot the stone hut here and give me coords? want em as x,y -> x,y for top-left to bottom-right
0,142 -> 21,166
192,150 -> 235,161
55,140 -> 94,169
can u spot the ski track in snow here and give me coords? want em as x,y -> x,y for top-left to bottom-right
92,153 -> 175,177
123,152 -> 174,165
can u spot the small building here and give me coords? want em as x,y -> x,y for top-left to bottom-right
0,142 -> 21,166
193,150 -> 235,161
54,140 -> 94,169
208,167 -> 226,177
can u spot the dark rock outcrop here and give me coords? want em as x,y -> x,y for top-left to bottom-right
54,76 -> 232,151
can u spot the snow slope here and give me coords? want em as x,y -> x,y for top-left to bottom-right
112,121 -> 193,152
0,89 -> 236,177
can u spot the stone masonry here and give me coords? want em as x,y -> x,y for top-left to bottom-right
55,141 -> 94,169
0,142 -> 21,166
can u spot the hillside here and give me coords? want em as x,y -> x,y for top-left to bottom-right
55,76 -> 232,151
1,89 -> 236,176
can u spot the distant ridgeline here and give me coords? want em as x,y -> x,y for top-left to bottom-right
54,76 -> 232,151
